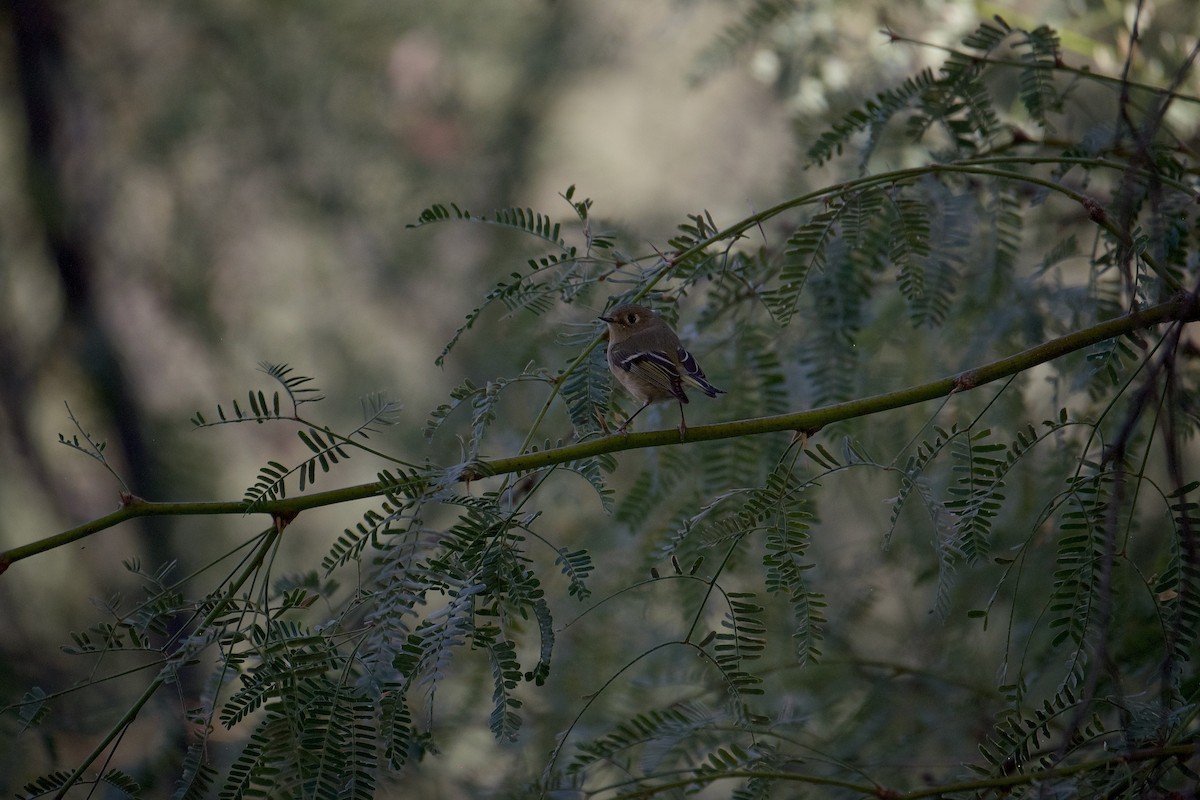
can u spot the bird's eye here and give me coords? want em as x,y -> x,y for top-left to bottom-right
625,313 -> 638,324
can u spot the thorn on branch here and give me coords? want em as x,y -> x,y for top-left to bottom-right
451,460 -> 494,485
118,491 -> 146,509
1082,196 -> 1109,225
1009,125 -> 1033,145
272,510 -> 299,532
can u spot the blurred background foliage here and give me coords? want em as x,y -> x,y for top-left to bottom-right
2,0 -> 1199,797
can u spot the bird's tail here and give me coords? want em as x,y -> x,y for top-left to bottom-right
677,347 -> 725,397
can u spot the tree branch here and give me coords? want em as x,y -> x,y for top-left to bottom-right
3,293 -> 1196,573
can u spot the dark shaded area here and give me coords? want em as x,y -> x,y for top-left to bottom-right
7,0 -> 185,781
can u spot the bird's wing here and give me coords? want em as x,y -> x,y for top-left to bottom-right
616,349 -> 689,402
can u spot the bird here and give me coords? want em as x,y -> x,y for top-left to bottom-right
598,304 -> 725,439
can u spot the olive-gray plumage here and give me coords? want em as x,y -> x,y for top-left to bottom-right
598,304 -> 724,437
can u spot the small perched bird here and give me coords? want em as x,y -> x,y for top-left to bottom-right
599,304 -> 725,438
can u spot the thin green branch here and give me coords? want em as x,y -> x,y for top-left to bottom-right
540,639 -> 685,791
51,526 -> 282,798
885,28 -> 1200,107
603,741 -> 1198,799
496,152 -> 1194,470
608,769 -> 877,799
1,498 -> 248,568
893,743 -> 1198,799
59,401 -> 131,493
3,294 -> 1196,573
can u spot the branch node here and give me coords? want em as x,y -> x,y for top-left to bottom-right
1082,196 -> 1108,225
118,491 -> 145,509
272,510 -> 299,532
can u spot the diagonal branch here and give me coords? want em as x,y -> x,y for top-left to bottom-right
3,293 -> 1196,573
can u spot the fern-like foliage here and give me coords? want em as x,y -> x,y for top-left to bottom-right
321,473 -> 421,574
1014,25 -> 1065,127
565,703 -> 788,798
887,423 -> 962,548
710,591 -> 767,696
18,769 -> 140,800
221,709 -> 301,799
1158,482 -> 1200,670
761,500 -> 824,663
694,743 -> 783,798
684,464 -> 823,667
476,624 -> 524,741
392,579 -> 483,717
1047,471 -> 1112,653
424,369 -> 553,458
761,200 -> 842,326
549,544 -> 592,599
976,680 -> 1096,779
947,427 -> 1015,562
567,701 -> 728,778
807,16 -> 1080,170
408,188 -> 613,367
173,739 -> 217,800
561,453 -> 616,513
191,362 -> 324,428
806,67 -> 940,169
797,188 -> 887,406
189,364 -> 403,511
689,0 -> 798,83
913,32 -> 1005,155
557,340 -> 612,439
614,446 -> 699,533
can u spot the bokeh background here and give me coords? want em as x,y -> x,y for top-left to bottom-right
2,0 -> 1198,796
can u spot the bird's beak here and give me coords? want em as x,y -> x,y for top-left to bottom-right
598,314 -> 614,324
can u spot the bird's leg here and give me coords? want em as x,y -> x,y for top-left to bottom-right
676,400 -> 687,441
615,400 -> 651,436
